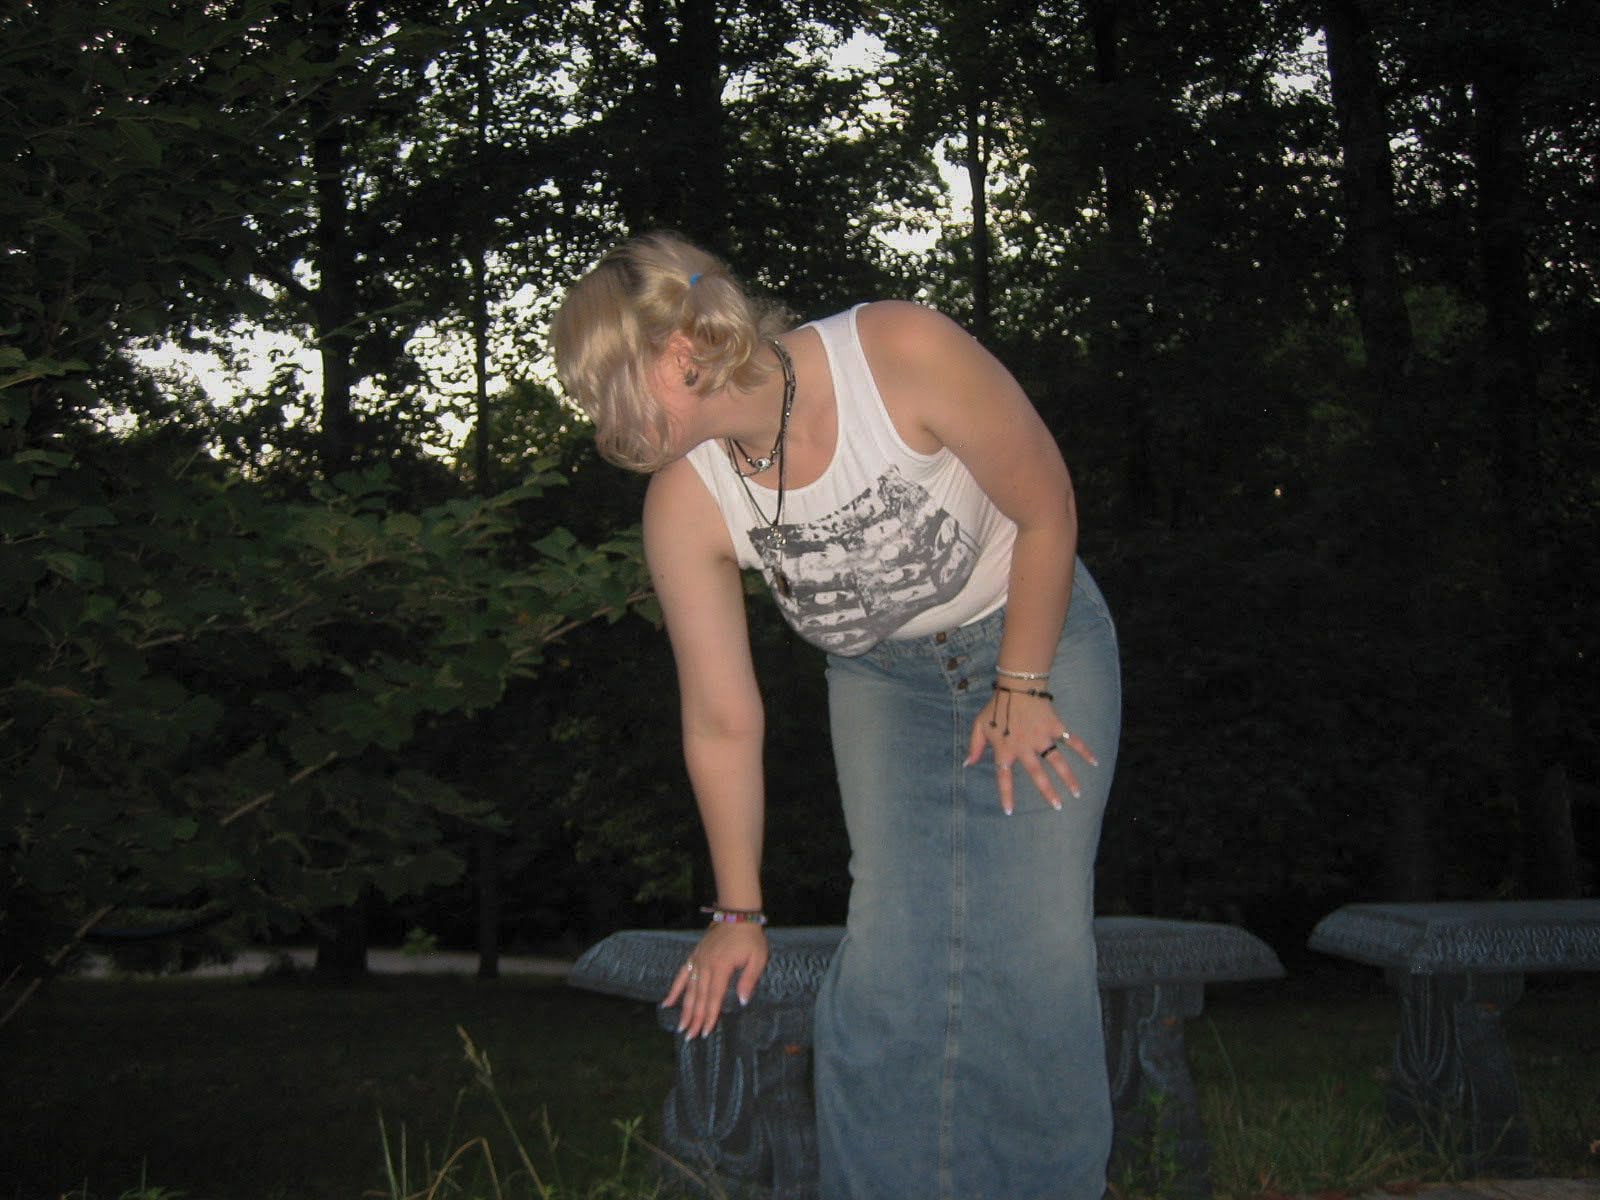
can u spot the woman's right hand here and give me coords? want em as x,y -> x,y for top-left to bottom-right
662,921 -> 770,1039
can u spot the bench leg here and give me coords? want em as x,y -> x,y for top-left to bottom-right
655,1004 -> 819,1199
1103,981 -> 1211,1199
1385,969 -> 1533,1177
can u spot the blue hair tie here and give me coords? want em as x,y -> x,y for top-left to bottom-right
688,273 -> 702,286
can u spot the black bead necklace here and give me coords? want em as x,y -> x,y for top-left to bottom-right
727,339 -> 796,476
727,339 -> 796,599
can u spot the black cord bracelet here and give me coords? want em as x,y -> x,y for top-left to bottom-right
989,681 -> 1055,736
992,682 -> 1055,701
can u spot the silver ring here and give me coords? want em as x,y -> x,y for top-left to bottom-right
684,960 -> 699,978
1055,730 -> 1072,746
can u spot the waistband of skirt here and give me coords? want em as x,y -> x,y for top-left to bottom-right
839,602 -> 1006,668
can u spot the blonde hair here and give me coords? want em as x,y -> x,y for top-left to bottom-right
549,231 -> 791,473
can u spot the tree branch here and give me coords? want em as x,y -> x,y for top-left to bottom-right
0,902 -> 116,1030
220,749 -> 340,827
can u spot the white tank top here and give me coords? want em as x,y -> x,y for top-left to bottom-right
685,304 -> 1014,656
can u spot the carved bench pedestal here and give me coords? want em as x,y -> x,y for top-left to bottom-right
1310,900 -> 1600,1177
572,919 -> 1283,1199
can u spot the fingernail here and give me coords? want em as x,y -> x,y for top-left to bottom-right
1051,799 -> 1062,811
739,994 -> 749,1007
1070,785 -> 1081,799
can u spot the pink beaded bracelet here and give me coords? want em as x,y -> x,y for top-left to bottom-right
700,905 -> 768,926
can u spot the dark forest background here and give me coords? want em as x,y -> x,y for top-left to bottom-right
3,0 -> 1596,1004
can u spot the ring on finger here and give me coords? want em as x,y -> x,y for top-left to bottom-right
684,960 -> 698,978
1055,730 -> 1072,746
1040,743 -> 1060,758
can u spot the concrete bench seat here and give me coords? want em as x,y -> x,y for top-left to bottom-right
1309,900 -> 1600,1176
571,918 -> 1283,1199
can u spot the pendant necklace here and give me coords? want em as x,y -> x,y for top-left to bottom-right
727,339 -> 796,599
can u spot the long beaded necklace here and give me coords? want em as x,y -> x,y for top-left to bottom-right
727,339 -> 796,599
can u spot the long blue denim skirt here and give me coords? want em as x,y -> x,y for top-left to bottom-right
815,563 -> 1120,1200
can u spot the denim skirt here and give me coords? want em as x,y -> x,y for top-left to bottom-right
814,563 -> 1120,1200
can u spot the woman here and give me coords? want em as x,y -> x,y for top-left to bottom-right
551,231 -> 1119,1200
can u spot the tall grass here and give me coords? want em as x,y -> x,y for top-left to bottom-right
372,1028 -> 724,1200
1190,974 -> 1600,1196
4,970 -> 1595,1198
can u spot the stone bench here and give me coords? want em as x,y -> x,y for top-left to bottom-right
1308,900 -> 1600,1176
570,918 -> 1283,1199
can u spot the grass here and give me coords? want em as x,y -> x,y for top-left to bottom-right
1,972 -> 673,1200
2,964 -> 1596,1199
1190,970 -> 1600,1196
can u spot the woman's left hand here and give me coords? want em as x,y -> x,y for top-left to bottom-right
964,688 -> 1098,815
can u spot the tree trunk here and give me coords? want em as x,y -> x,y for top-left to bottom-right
476,828 -> 502,979
314,890 -> 370,977
308,3 -> 356,479
470,21 -> 502,977
963,97 -> 992,343
627,0 -> 727,241
1088,0 -> 1156,525
1473,43 -> 1555,898
470,18 -> 494,497
674,0 -> 728,244
1323,0 -> 1415,426
1324,0 -> 1435,900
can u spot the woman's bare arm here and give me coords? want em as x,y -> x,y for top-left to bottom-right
859,302 -> 1095,813
644,456 -> 771,1035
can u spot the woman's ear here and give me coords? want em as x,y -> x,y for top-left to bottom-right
665,330 -> 696,370
665,330 -> 700,387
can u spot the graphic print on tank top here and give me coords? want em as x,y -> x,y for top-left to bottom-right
748,467 -> 978,655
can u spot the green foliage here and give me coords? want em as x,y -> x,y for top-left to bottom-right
404,927 -> 443,957
4,0 -> 1596,980
0,381 -> 650,988
0,0 -> 306,435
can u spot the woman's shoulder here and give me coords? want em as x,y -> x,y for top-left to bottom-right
644,453 -> 737,559
646,451 -> 714,518
853,301 -> 973,364
851,301 -> 983,396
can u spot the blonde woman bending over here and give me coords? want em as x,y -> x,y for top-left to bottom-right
552,231 -> 1120,1200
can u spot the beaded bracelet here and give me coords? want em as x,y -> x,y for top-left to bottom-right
989,682 -> 1055,736
701,905 -> 768,926
992,682 -> 1055,701
996,666 -> 1051,681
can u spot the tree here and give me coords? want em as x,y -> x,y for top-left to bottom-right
0,419 -> 649,1021
0,0 -> 296,442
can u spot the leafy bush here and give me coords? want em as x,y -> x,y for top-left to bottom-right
1,374 -> 649,1013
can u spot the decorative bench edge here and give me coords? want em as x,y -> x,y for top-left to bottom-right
1308,901 -> 1600,974
1095,917 -> 1285,987
570,927 -> 845,1013
570,918 -> 1285,1010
